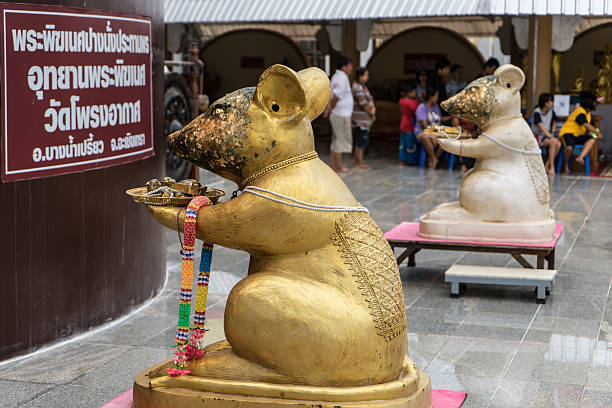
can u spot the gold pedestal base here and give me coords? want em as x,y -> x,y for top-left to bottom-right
133,359 -> 432,408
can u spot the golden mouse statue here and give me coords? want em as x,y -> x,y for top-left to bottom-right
133,65 -> 431,408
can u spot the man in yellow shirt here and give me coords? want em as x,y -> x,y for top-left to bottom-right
559,93 -> 603,174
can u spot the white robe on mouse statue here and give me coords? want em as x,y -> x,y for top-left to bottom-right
419,64 -> 555,242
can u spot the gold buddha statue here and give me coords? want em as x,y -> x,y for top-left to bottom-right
595,45 -> 612,102
552,52 -> 562,94
571,66 -> 584,94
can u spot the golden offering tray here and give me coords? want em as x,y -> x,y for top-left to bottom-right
126,177 -> 226,207
423,125 -> 470,139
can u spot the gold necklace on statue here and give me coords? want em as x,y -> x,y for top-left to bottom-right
239,151 -> 318,189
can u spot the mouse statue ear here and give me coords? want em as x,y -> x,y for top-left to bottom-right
495,64 -> 525,93
297,67 -> 331,120
255,64 -> 311,123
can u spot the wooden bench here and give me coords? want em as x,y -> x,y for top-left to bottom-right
445,264 -> 557,303
384,222 -> 563,270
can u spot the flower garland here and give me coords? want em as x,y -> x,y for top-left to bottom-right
169,195 -> 213,376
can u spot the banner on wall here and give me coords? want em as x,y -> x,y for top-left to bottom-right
0,3 -> 153,182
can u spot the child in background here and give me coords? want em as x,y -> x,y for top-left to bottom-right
531,93 -> 561,175
398,84 -> 420,166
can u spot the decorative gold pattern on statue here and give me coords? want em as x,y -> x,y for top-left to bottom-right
524,149 -> 550,206
239,151 -> 318,189
440,76 -> 495,127
332,212 -> 407,341
168,87 -> 255,180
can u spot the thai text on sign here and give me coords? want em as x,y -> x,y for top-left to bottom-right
1,4 -> 153,182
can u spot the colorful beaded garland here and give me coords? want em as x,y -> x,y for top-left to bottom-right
170,195 -> 213,376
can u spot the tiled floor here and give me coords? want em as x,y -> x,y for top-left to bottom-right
1,153 -> 611,407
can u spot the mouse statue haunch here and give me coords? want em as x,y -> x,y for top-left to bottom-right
419,64 -> 555,242
132,65 -> 431,408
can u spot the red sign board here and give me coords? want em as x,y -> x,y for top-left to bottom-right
1,3 -> 153,182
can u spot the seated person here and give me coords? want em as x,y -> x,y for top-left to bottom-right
415,87 -> 450,169
559,93 -> 603,174
531,93 -> 561,175
451,116 -> 478,173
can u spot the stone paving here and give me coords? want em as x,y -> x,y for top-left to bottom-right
1,153 -> 611,407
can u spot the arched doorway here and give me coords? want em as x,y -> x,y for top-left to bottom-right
367,26 -> 485,101
366,27 -> 484,138
200,29 -> 310,100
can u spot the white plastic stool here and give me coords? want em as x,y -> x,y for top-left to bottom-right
445,264 -> 557,304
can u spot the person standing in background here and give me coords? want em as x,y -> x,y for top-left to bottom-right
476,57 -> 500,79
351,67 -> 375,169
445,64 -> 467,97
427,57 -> 451,103
445,64 -> 473,172
324,56 -> 354,173
398,84 -> 420,166
416,70 -> 429,102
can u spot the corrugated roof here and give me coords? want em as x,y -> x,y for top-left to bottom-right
165,0 -> 612,24
193,17 -> 504,41
191,16 -> 612,42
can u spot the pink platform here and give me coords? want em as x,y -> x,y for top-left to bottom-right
100,388 -> 466,408
385,222 -> 563,248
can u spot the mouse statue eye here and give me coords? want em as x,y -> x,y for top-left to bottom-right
209,106 -> 225,118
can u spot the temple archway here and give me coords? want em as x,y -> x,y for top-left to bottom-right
365,27 -> 484,138
366,26 -> 485,102
200,29 -> 310,100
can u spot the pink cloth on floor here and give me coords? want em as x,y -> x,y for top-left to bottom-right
100,388 -> 467,407
384,222 -> 563,248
